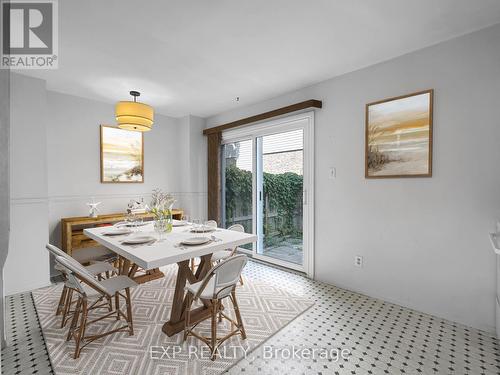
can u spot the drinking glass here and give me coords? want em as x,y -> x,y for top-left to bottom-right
181,214 -> 190,224
154,219 -> 165,242
192,219 -> 201,231
126,211 -> 136,230
134,216 -> 143,231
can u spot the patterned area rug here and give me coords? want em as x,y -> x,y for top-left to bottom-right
32,264 -> 313,375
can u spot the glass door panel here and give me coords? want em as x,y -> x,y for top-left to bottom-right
221,113 -> 313,275
222,139 -> 253,250
256,129 -> 304,265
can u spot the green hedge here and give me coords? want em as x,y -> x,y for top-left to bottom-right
224,165 -> 303,240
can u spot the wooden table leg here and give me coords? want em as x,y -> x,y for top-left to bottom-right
128,264 -> 139,278
132,268 -> 164,284
118,256 -> 131,276
118,257 -> 165,284
162,254 -> 213,336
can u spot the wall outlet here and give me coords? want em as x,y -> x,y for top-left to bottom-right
354,255 -> 363,267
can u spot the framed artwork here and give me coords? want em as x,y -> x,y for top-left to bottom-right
100,125 -> 144,183
365,89 -> 433,178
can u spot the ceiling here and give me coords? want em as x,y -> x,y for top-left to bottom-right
19,0 -> 500,118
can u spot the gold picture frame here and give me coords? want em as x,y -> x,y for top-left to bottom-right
365,89 -> 433,178
100,125 -> 144,183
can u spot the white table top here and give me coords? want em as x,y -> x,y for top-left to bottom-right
84,223 -> 257,270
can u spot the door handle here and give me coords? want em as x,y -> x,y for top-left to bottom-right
303,189 -> 307,205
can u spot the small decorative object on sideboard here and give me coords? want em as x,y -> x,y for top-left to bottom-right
127,198 -> 147,214
149,189 -> 176,234
86,197 -> 101,218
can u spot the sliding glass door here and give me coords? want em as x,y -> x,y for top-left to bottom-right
222,139 -> 253,250
256,130 -> 304,265
221,113 -> 314,275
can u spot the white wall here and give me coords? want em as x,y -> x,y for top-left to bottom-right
5,74 -> 51,295
45,95 -> 209,230
46,91 -> 183,275
175,115 -> 207,220
207,24 -> 500,332
6,75 -> 208,289
0,67 -> 11,348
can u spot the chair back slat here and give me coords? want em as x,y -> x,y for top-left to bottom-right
203,255 -> 247,298
46,244 -> 96,280
62,267 -> 85,293
205,220 -> 217,228
55,255 -> 109,296
226,224 -> 245,256
227,224 -> 244,232
46,244 -> 68,259
214,255 -> 246,287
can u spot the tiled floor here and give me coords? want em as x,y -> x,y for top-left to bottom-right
2,260 -> 500,375
230,262 -> 500,375
1,293 -> 54,375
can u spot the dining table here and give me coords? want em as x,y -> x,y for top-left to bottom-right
83,221 -> 257,336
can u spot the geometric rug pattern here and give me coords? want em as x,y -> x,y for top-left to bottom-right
32,264 -> 314,375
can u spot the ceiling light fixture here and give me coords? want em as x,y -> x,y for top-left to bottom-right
116,91 -> 154,132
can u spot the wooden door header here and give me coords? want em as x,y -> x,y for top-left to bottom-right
203,99 -> 322,135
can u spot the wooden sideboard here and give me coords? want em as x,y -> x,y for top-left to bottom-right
61,210 -> 183,284
61,210 -> 183,255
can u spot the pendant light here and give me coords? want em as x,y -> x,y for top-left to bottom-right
116,91 -> 154,132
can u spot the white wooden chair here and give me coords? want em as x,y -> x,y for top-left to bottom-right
211,224 -> 245,285
55,255 -> 137,359
183,254 -> 248,360
211,224 -> 244,262
46,244 -> 116,327
205,220 -> 218,228
71,245 -> 116,264
190,220 -> 218,271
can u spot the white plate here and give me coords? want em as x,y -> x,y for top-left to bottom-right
181,236 -> 212,246
102,228 -> 131,236
121,236 -> 155,245
116,221 -> 150,228
191,226 -> 216,233
128,221 -> 150,227
172,220 -> 189,227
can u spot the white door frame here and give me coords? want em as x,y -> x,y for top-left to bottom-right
221,111 -> 315,278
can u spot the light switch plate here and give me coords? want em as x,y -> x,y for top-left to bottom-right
329,167 -> 336,179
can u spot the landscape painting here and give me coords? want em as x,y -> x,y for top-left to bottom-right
365,90 -> 433,178
100,125 -> 144,183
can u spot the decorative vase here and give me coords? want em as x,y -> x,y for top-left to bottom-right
164,208 -> 173,233
154,219 -> 166,242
